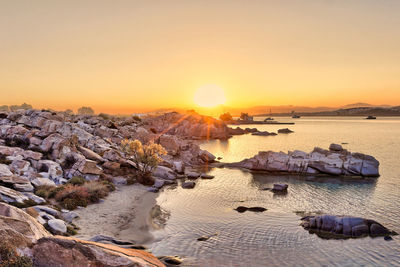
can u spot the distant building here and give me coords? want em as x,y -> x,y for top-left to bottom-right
240,112 -> 253,121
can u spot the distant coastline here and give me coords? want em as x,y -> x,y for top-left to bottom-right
254,106 -> 400,117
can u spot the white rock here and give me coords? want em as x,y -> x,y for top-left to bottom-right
0,163 -> 13,176
47,219 -> 67,234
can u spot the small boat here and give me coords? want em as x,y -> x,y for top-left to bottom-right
292,115 -> 301,119
366,116 -> 376,120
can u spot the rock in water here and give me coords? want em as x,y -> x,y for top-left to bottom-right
272,183 -> 288,192
278,128 -> 294,134
227,144 -> 380,177
182,181 -> 196,189
234,206 -> 267,213
300,215 -> 397,239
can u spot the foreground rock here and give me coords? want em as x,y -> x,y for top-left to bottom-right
0,202 -> 165,267
227,144 -> 380,177
300,214 -> 397,239
33,237 -> 165,267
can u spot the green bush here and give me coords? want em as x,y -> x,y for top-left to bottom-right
68,176 -> 86,186
34,185 -> 66,200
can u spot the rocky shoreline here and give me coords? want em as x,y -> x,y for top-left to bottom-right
0,108 -> 390,266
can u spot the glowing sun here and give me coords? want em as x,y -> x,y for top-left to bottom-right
194,84 -> 226,107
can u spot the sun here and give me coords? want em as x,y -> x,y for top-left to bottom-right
194,84 -> 226,108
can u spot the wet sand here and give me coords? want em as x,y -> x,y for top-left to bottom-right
74,184 -> 158,244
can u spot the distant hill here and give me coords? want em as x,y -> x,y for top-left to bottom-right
263,106 -> 400,117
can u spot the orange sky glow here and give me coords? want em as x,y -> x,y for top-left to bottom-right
1,1 -> 400,114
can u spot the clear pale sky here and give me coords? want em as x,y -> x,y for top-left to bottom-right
1,0 -> 400,113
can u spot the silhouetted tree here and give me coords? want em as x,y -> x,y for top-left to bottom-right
77,106 -> 94,115
219,112 -> 233,122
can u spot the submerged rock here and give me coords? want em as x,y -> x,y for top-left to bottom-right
234,206 -> 267,213
300,215 -> 397,239
227,144 -> 380,177
278,128 -> 294,133
251,131 -> 277,136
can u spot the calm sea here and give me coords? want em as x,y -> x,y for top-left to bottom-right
150,117 -> 400,266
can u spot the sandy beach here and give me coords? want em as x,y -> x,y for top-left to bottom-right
74,184 -> 158,245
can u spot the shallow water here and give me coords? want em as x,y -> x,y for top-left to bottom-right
150,117 -> 400,266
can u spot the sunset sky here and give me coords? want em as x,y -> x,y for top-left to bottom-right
1,1 -> 400,114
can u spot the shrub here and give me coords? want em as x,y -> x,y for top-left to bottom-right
82,182 -> 109,203
54,181 -> 112,210
132,115 -> 141,122
121,139 -> 167,174
35,185 -> 57,199
77,106 -> 94,115
68,176 -> 86,186
0,242 -> 33,267
99,113 -> 111,120
55,184 -> 90,210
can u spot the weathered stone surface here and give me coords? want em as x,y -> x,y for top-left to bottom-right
23,192 -> 46,204
186,171 -> 201,179
182,181 -> 195,189
153,166 -> 177,180
61,210 -> 79,223
47,219 -> 67,234
78,145 -> 104,162
329,143 -> 343,152
33,236 -> 165,267
199,149 -> 216,163
0,163 -> 13,176
31,177 -> 56,187
228,144 -> 380,177
37,160 -> 64,180
33,205 -> 59,217
0,202 -> 49,250
300,215 -> 396,239
75,159 -> 103,175
0,185 -> 29,203
172,161 -> 184,174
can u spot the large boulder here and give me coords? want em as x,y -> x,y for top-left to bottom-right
153,166 -> 177,180
33,237 -> 165,267
0,175 -> 34,192
0,163 -> 13,176
0,202 -> 49,254
228,144 -> 380,177
300,214 -> 397,239
0,185 -> 29,204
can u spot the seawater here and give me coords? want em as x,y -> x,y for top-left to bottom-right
150,117 -> 400,266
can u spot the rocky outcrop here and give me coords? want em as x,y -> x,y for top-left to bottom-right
227,144 -> 380,177
143,112 -> 231,140
300,214 -> 397,239
0,202 -> 165,266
